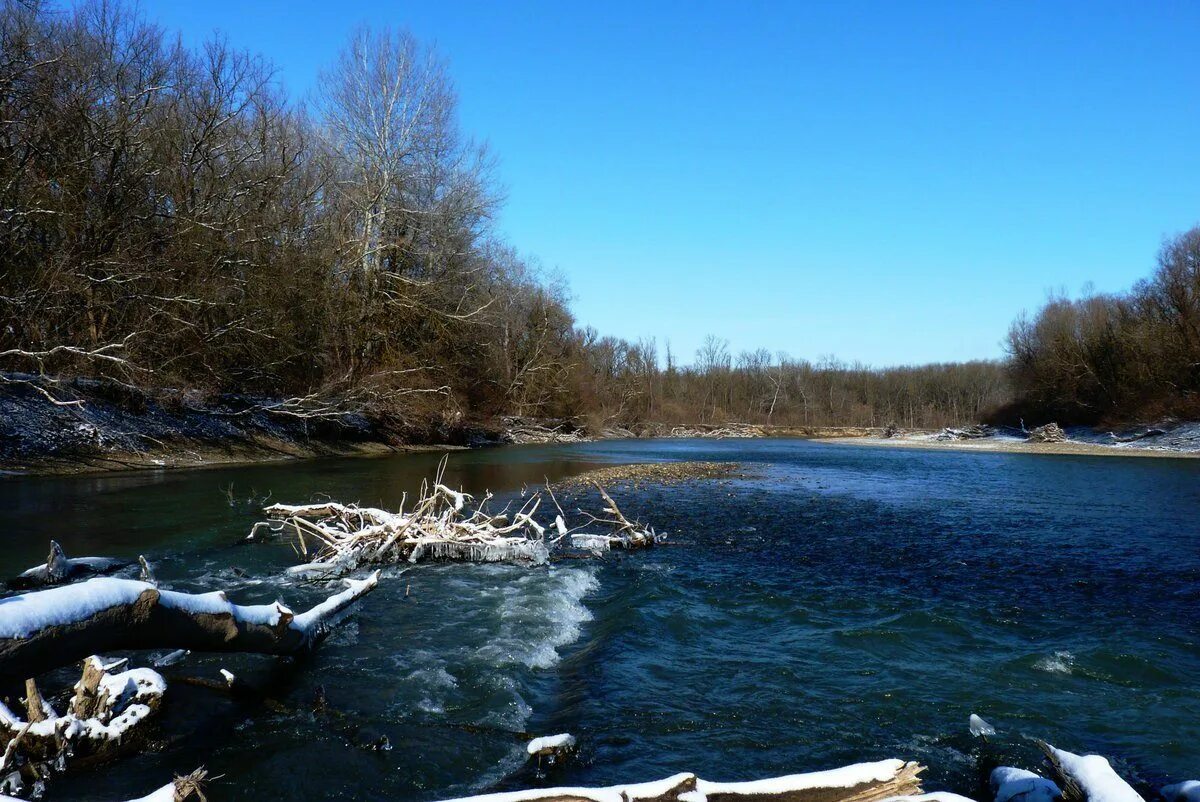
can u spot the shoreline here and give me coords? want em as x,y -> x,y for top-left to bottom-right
815,434 -> 1200,459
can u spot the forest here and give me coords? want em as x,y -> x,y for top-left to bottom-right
2,0 -> 1196,436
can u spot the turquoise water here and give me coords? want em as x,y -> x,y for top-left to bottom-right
1,440 -> 1197,800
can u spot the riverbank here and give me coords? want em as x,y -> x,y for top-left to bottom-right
0,374 -> 882,476
6,374 -> 1199,475
819,422 -> 1200,459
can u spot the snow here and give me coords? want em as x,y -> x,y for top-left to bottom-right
526,733 -> 575,755
126,782 -> 179,802
878,795 -> 977,802
0,578 -> 150,638
0,576 -> 322,640
434,773 -> 695,802
291,571 -> 380,635
1047,746 -> 1144,802
1162,782 -> 1200,802
990,767 -> 1060,802
969,714 -> 995,737
694,759 -> 908,797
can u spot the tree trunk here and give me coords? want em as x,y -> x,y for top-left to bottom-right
0,572 -> 380,680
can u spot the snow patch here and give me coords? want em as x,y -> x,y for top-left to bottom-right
991,767 -> 1060,802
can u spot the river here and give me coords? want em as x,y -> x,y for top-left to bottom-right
2,439 -> 1197,800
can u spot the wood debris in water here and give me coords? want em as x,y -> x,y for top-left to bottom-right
250,459 -> 685,574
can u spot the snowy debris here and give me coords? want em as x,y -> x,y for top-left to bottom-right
435,773 -> 695,802
991,768 -> 1060,802
969,714 -> 996,738
1027,423 -> 1067,443
1043,745 -> 1144,802
526,732 -> 576,756
0,659 -> 166,765
253,464 -> 663,576
10,541 -> 128,589
1161,782 -> 1200,802
432,760 -> 924,802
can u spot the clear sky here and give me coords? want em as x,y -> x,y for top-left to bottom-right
146,0 -> 1200,367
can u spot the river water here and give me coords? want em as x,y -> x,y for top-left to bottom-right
1,439 -> 1197,800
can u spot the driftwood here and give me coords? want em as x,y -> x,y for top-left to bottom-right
250,463 -> 666,575
668,423 -> 765,439
502,417 -> 590,445
434,759 -> 924,802
0,572 -> 380,679
570,481 -> 659,551
934,425 -> 994,441
9,542 -> 129,590
0,657 -> 166,768
1036,742 -> 1142,802
255,483 -> 551,578
1027,424 -> 1067,443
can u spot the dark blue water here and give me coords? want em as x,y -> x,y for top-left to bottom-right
2,440 -> 1197,800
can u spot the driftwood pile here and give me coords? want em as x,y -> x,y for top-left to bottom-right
249,467 -> 662,577
668,423 -> 766,439
935,424 -> 996,441
1027,423 -> 1068,443
501,417 -> 590,445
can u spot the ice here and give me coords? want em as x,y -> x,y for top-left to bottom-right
969,714 -> 996,737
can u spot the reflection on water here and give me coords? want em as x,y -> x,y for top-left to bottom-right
2,439 -> 1198,801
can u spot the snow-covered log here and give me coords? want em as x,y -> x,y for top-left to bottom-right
0,572 -> 380,679
0,657 -> 168,791
9,541 -> 129,590
526,733 -> 576,762
1037,743 -> 1143,802
433,759 -> 924,802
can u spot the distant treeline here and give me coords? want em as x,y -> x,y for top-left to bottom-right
995,226 -> 1200,427
0,2 -> 1193,433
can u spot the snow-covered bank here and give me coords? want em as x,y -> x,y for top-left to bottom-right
817,421 -> 1200,459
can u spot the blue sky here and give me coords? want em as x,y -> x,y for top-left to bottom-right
147,0 -> 1200,366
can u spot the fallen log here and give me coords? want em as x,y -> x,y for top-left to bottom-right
1037,742 -> 1142,802
432,759 -> 924,802
0,572 -> 380,679
9,541 -> 129,590
0,657 -> 164,767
